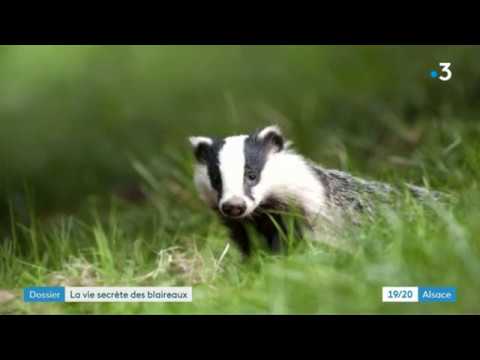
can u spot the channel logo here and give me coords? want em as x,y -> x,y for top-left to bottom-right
430,62 -> 452,81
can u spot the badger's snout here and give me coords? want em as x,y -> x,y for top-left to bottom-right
220,196 -> 247,218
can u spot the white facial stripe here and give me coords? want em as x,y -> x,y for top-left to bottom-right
218,135 -> 248,202
251,151 -> 328,220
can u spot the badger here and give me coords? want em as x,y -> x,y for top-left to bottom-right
189,125 -> 442,257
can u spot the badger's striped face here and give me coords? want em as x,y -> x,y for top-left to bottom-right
189,126 -> 284,219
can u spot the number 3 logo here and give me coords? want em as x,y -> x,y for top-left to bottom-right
439,62 -> 452,81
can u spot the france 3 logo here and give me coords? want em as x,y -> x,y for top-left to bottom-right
430,62 -> 452,81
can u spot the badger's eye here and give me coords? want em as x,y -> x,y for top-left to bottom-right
245,169 -> 257,182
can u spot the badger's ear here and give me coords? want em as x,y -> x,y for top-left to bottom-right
256,125 -> 284,153
188,136 -> 213,163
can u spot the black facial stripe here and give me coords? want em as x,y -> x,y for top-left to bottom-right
201,139 -> 225,201
243,134 -> 270,200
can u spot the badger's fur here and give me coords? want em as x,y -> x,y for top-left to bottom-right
189,125 -> 442,256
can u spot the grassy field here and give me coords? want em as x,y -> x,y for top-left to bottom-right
1,45 -> 479,314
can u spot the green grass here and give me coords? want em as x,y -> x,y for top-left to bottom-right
2,184 -> 480,314
1,45 -> 480,314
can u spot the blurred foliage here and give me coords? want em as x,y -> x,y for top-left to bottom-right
1,45 -> 480,222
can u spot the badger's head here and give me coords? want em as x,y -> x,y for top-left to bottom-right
189,125 -> 285,219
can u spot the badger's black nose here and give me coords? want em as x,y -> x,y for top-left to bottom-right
221,198 -> 247,217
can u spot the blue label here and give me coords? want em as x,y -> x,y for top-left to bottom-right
23,287 -> 65,303
418,287 -> 456,303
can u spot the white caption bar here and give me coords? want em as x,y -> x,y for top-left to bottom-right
64,287 -> 192,302
382,286 -> 418,302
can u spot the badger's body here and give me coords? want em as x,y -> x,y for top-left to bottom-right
189,125 -> 441,256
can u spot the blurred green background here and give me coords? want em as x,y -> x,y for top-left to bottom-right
1,46 -> 480,314
1,45 -> 479,219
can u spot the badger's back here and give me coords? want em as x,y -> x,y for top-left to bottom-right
311,165 -> 445,217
